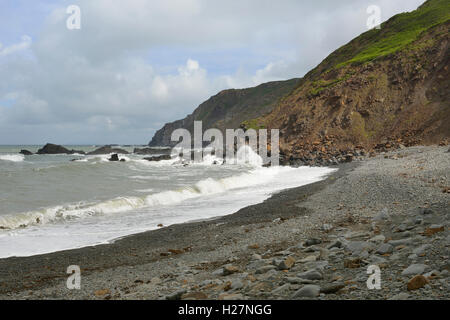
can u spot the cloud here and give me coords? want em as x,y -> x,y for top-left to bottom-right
0,0 -> 425,144
0,35 -> 32,57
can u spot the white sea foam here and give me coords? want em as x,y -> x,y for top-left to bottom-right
131,157 -> 179,167
0,154 -> 24,162
234,145 -> 264,166
0,144 -> 337,258
186,145 -> 264,167
0,165 -> 329,230
136,188 -> 154,193
131,145 -> 264,167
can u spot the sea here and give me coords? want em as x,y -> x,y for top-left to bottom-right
0,145 -> 336,258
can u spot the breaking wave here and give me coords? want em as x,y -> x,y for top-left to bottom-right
0,154 -> 24,162
0,165 -> 289,230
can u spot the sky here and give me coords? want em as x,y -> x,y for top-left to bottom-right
0,0 -> 425,145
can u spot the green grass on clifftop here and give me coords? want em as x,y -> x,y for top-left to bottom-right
323,0 -> 450,70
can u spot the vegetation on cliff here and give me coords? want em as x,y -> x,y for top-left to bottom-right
150,0 -> 449,164
149,79 -> 300,146
309,0 -> 450,76
259,0 -> 449,162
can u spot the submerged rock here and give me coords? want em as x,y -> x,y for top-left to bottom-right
144,155 -> 172,162
134,147 -> 171,155
20,149 -> 33,155
87,145 -> 129,155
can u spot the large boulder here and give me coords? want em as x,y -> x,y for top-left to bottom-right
37,143 -> 85,155
87,146 -> 129,155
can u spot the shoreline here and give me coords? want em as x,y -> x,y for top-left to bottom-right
0,145 -> 448,300
0,163 -> 335,258
0,162 -> 348,296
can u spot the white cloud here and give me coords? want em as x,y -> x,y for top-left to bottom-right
0,0 -> 425,144
0,35 -> 32,57
150,77 -> 169,101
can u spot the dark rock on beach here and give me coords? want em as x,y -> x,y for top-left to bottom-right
37,143 -> 85,155
87,146 -> 129,155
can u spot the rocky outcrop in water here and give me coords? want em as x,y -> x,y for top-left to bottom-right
143,155 -> 172,162
37,143 -> 85,155
107,154 -> 127,162
19,150 -> 33,155
108,154 -> 119,161
134,147 -> 171,155
87,146 -> 129,155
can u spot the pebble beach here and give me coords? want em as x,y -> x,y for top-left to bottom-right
0,145 -> 448,300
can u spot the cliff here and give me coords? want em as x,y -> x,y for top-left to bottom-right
149,0 -> 449,164
259,0 -> 449,163
148,78 -> 300,146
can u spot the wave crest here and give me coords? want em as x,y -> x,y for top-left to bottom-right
0,166 -> 284,230
0,154 -> 25,162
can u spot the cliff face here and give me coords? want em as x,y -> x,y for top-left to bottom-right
258,0 -> 450,162
148,78 -> 300,146
150,0 -> 449,162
